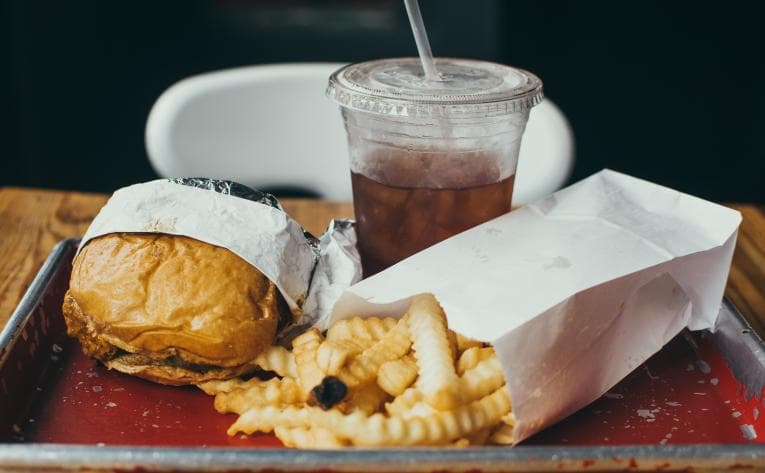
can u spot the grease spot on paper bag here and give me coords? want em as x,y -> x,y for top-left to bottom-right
543,256 -> 571,270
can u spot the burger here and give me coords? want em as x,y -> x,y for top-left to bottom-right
62,232 -> 283,385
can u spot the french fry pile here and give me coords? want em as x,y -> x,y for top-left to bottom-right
198,294 -> 515,447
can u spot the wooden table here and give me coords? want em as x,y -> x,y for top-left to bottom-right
1,187 -> 763,340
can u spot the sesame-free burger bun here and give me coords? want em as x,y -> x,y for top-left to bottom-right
62,233 -> 281,385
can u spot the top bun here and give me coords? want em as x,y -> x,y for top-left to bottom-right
62,233 -> 281,385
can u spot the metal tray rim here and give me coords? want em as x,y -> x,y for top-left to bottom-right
0,239 -> 76,367
0,443 -> 764,471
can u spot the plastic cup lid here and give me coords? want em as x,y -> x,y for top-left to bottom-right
326,57 -> 543,119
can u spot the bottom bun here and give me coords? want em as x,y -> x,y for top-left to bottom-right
103,355 -> 253,386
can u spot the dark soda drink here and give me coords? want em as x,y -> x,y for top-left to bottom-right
328,59 -> 542,277
351,151 -> 515,276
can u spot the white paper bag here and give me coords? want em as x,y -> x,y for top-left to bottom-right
330,169 -> 741,443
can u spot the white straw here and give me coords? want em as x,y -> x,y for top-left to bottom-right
404,0 -> 438,81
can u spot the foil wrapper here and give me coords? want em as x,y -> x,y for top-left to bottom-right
170,177 -> 284,211
304,219 -> 362,330
77,178 -> 360,329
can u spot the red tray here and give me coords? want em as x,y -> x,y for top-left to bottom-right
0,238 -> 763,472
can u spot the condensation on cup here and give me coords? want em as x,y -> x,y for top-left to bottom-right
327,58 -> 543,277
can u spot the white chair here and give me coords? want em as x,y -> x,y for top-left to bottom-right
146,63 -> 574,204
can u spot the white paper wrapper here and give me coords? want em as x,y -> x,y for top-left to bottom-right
78,179 -> 360,327
330,169 -> 742,443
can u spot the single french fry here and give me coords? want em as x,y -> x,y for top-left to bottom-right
274,425 -> 315,448
456,347 -> 495,376
213,377 -> 303,415
489,412 -> 516,445
408,294 -> 461,410
198,374 -> 291,396
377,355 -> 418,397
458,356 -> 506,404
397,401 -> 437,420
316,340 -> 353,375
384,386 -> 423,417
253,345 -> 297,378
313,426 -> 348,447
455,332 -> 484,354
292,328 -> 325,396
274,426 -> 346,448
197,378 -> 246,396
324,318 -> 356,343
336,316 -> 411,389
339,383 -> 389,415
326,317 -> 397,344
310,386 -> 511,446
228,404 -> 311,436
489,423 -> 514,445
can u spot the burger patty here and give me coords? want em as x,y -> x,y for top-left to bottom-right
108,350 -> 225,374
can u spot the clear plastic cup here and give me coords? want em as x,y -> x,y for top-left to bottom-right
327,58 -> 543,277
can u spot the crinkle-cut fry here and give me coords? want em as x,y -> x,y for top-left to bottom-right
457,346 -> 495,376
310,386 -> 511,446
456,332 -> 484,354
384,386 -> 423,417
320,319 -> 387,373
253,345 -> 297,378
397,401 -> 437,420
292,328 -> 325,395
377,355 -> 418,397
228,405 -> 310,436
275,426 -> 347,448
386,353 -> 505,415
197,378 -> 245,396
459,356 -> 506,404
198,375 -> 287,396
339,383 -> 389,415
454,428 -> 492,447
326,317 -> 397,344
316,340 -> 354,376
489,423 -> 515,445
490,412 -> 516,445
408,294 -> 461,410
213,377 -> 303,415
336,338 -> 371,355
336,316 -> 411,389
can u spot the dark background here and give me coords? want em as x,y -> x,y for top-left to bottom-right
2,0 -> 764,202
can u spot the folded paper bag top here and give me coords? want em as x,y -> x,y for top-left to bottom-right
329,169 -> 741,443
